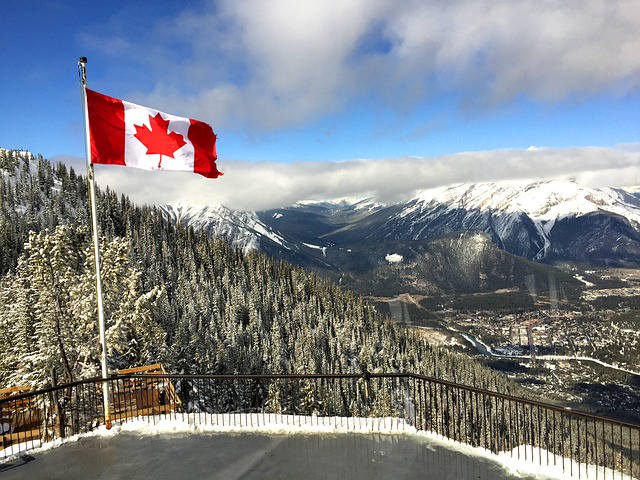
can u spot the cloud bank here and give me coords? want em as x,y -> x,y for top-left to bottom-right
55,144 -> 640,211
70,1 -> 640,211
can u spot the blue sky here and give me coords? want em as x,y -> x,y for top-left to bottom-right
2,0 -> 639,210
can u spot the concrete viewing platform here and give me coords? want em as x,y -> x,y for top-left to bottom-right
3,373 -> 632,478
0,428 -> 563,479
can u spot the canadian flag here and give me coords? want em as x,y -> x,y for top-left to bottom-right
86,88 -> 222,179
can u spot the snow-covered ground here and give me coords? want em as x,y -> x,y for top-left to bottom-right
2,413 -> 632,479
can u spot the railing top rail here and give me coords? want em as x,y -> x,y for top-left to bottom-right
405,372 -> 640,429
112,372 -> 366,381
0,376 -> 105,405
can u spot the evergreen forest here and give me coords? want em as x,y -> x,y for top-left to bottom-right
0,149 -> 521,396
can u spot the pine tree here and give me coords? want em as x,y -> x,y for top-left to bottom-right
0,226 -> 166,388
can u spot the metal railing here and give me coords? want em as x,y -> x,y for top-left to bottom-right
1,372 -> 639,479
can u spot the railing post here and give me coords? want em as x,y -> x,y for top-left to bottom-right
361,370 -> 371,417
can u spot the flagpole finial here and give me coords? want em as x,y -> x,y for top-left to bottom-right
78,57 -> 87,85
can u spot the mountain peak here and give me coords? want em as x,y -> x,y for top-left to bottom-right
410,180 -> 640,224
295,196 -> 384,210
166,178 -> 640,269
161,202 -> 289,254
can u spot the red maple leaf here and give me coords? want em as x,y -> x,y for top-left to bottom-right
134,113 -> 187,168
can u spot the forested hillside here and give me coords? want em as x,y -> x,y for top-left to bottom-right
0,149 -> 521,397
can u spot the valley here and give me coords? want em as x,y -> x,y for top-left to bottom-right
373,268 -> 640,423
3,150 -> 638,425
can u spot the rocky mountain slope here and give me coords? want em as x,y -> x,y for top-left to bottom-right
310,181 -> 640,265
161,180 -> 640,297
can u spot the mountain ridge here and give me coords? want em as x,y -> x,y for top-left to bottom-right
160,179 -> 640,297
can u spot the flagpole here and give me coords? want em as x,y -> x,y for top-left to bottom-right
78,57 -> 112,430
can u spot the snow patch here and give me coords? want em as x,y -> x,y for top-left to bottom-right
385,253 -> 403,263
573,274 -> 595,287
303,243 -> 327,257
251,220 -> 286,247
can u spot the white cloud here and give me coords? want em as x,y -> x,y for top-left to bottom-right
379,0 -> 640,105
55,145 -> 640,211
69,2 -> 640,211
81,0 -> 640,133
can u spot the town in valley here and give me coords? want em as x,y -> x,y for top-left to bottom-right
375,268 -> 640,423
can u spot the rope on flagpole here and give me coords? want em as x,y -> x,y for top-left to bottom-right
78,57 -> 112,430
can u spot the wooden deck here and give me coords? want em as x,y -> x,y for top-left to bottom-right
1,364 -> 182,450
111,364 -> 182,421
0,386 -> 42,450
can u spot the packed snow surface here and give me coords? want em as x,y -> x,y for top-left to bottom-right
1,414 -> 629,479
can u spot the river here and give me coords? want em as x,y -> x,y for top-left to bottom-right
459,331 -> 640,377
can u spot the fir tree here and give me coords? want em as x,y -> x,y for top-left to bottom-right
0,226 -> 165,388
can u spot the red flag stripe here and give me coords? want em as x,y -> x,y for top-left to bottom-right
86,89 -> 126,166
189,119 -> 222,179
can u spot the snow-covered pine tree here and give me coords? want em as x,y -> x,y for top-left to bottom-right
0,225 -> 166,388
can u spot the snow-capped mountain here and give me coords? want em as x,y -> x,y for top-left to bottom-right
162,180 -> 640,295
160,203 -> 291,254
332,180 -> 640,265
